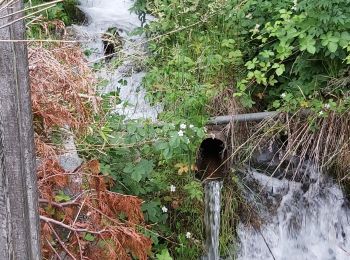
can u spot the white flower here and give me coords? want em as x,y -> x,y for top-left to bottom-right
180,123 -> 187,129
252,24 -> 260,34
318,111 -> 324,116
324,103 -> 330,109
161,206 -> 168,213
189,124 -> 194,128
292,0 -> 298,11
170,185 -> 176,192
178,130 -> 184,137
186,232 -> 192,238
245,13 -> 253,19
280,93 -> 287,98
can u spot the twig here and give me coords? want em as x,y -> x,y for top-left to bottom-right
0,0 -> 63,20
66,195 -> 87,240
75,231 -> 84,260
47,222 -> 77,260
0,39 -> 87,43
45,238 -> 62,260
40,215 -> 108,235
0,4 -> 56,30
257,228 -> 276,260
39,198 -> 80,208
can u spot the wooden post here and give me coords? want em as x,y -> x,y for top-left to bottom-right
0,0 -> 41,259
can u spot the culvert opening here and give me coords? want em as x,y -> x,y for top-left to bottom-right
196,138 -> 227,181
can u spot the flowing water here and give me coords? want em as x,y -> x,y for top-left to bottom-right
73,2 -> 350,259
203,181 -> 223,260
237,169 -> 350,260
74,0 -> 160,121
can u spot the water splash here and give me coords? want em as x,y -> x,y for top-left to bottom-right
237,169 -> 350,260
204,181 -> 223,260
74,0 -> 160,121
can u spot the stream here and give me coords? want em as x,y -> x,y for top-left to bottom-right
74,0 -> 160,121
73,1 -> 350,259
237,168 -> 350,260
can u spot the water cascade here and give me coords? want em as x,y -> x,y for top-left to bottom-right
74,0 -> 160,120
237,169 -> 350,260
72,2 -> 350,259
203,181 -> 223,260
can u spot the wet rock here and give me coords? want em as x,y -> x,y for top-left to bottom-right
102,27 -> 123,61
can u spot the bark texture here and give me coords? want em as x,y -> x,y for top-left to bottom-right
0,1 -> 41,259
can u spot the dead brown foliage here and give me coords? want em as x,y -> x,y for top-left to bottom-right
30,42 -> 151,259
29,42 -> 98,145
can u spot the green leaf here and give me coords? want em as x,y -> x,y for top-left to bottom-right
156,249 -> 173,260
128,159 -> 154,182
275,64 -> 285,76
307,45 -> 316,54
327,42 -> 338,53
299,36 -> 316,54
54,191 -> 71,203
84,233 -> 95,242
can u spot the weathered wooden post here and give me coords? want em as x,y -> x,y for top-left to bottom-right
0,0 -> 41,259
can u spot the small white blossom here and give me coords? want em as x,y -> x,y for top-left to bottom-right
186,232 -> 192,238
292,0 -> 298,11
180,123 -> 187,129
245,13 -> 253,19
178,130 -> 184,137
189,124 -> 194,128
252,24 -> 260,34
319,111 -> 324,116
170,185 -> 176,192
324,103 -> 330,109
280,93 -> 287,98
161,206 -> 168,213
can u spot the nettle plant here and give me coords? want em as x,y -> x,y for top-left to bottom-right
80,94 -> 207,258
236,0 -> 350,113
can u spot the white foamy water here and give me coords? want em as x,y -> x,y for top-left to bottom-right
237,170 -> 350,260
204,181 -> 223,260
74,0 -> 160,121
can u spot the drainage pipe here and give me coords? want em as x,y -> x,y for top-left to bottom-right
208,111 -> 279,125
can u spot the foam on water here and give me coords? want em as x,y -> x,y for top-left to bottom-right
237,170 -> 350,260
204,181 -> 223,260
74,0 -> 160,121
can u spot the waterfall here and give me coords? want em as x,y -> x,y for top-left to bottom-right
74,0 -> 160,121
237,169 -> 350,260
203,181 -> 223,260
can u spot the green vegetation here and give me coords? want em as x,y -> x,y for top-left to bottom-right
25,0 -> 83,38
134,0 -> 350,118
127,0 -> 350,258
27,0 -> 350,259
79,93 -> 207,259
